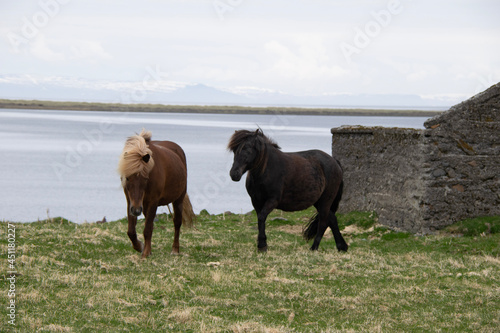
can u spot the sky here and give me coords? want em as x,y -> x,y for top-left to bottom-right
1,0 -> 499,104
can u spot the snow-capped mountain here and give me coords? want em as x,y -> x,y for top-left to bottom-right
0,75 -> 458,109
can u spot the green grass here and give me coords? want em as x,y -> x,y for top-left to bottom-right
444,215 -> 500,237
1,210 -> 499,332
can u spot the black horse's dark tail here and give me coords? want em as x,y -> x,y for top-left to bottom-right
303,213 -> 320,240
302,180 -> 344,241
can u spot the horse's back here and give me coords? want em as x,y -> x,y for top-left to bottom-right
287,149 -> 343,197
152,140 -> 187,167
292,149 -> 342,177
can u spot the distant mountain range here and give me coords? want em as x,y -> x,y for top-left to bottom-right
0,75 -> 458,110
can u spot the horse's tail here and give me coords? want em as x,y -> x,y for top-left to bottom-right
303,213 -> 320,241
181,193 -> 196,228
302,180 -> 344,240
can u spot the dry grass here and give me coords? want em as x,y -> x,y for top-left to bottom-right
1,210 -> 499,332
0,98 -> 442,117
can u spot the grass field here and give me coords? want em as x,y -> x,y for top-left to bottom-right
0,99 -> 443,117
2,210 -> 499,332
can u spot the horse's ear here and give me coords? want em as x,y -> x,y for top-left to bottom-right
142,154 -> 150,163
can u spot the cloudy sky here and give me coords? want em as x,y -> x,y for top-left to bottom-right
1,0 -> 499,103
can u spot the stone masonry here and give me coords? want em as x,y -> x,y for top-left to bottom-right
331,83 -> 500,233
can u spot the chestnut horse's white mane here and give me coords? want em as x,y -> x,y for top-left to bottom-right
118,129 -> 155,184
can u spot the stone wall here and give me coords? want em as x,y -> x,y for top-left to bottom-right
331,126 -> 426,232
331,82 -> 500,233
422,83 -> 500,230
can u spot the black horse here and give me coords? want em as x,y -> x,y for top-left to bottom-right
227,129 -> 348,252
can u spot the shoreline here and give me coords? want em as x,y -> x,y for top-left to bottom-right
0,98 -> 444,117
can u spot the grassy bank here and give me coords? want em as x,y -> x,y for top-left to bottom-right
0,99 -> 443,117
2,210 -> 499,332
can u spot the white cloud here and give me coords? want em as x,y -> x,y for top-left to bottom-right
0,0 -> 499,98
263,35 -> 354,93
69,40 -> 112,61
25,35 -> 113,65
387,61 -> 440,82
29,35 -> 65,62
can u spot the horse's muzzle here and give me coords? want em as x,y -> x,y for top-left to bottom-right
230,169 -> 242,182
130,206 -> 143,217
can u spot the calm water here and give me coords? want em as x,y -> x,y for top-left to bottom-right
0,109 -> 431,222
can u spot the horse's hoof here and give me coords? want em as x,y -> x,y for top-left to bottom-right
337,243 -> 348,252
134,242 -> 144,253
171,250 -> 180,255
141,249 -> 151,259
258,245 -> 268,253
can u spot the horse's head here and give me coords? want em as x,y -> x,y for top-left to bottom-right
229,138 -> 259,181
227,129 -> 279,182
118,131 -> 155,216
122,174 -> 148,216
122,155 -> 151,216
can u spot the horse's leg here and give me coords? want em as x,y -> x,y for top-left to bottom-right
171,198 -> 183,255
311,204 -> 330,251
126,198 -> 144,253
328,213 -> 348,252
141,204 -> 157,259
255,199 -> 277,252
329,180 -> 348,252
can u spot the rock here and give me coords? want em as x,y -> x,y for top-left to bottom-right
432,169 -> 446,178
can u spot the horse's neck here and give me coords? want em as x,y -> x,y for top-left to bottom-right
266,144 -> 284,162
252,144 -> 283,175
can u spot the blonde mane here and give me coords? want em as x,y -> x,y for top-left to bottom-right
118,130 -> 155,184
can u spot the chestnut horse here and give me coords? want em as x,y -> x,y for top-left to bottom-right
228,129 -> 348,252
118,130 -> 195,258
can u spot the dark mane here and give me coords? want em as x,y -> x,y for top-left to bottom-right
227,129 -> 280,152
227,129 -> 280,175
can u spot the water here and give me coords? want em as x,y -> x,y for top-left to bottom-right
0,109 -> 431,222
